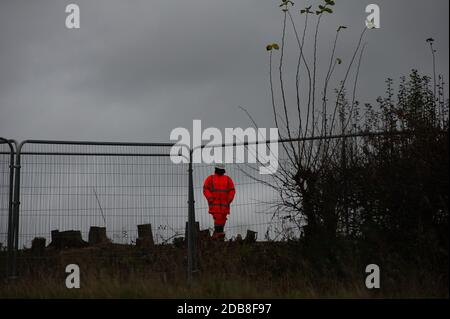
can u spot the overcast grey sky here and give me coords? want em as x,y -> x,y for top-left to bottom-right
0,0 -> 448,142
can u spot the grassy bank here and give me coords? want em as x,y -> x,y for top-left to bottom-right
0,241 -> 447,298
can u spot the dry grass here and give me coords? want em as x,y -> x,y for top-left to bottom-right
0,241 -> 447,298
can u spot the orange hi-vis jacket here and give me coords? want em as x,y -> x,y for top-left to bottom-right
203,174 -> 236,215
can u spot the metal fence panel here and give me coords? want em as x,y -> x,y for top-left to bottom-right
16,141 -> 187,249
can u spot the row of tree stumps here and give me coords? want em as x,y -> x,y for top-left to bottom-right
30,224 -> 155,256
30,223 -> 258,256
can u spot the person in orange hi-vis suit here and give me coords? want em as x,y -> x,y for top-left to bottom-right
203,163 -> 236,240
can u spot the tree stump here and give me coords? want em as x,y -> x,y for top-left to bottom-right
88,226 -> 109,245
48,230 -> 87,249
31,237 -> 46,256
244,230 -> 257,243
136,224 -> 154,248
137,224 -> 153,239
136,237 -> 154,248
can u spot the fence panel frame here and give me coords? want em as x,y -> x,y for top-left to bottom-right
0,137 -> 16,280
10,139 -> 198,280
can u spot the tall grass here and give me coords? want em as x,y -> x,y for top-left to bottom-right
1,241 -> 447,298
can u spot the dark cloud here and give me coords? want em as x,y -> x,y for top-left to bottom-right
0,0 -> 448,142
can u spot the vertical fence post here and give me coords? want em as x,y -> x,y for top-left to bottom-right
7,142 -> 15,280
0,138 -> 15,280
187,149 -> 197,284
10,141 -> 23,279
